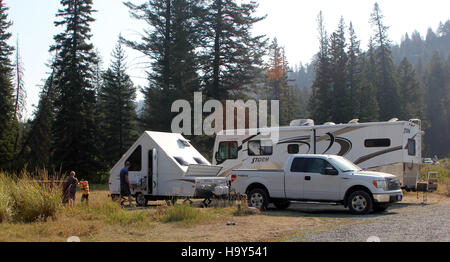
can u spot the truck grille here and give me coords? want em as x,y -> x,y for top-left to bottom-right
387,178 -> 401,191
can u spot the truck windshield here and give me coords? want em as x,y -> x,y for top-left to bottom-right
328,157 -> 361,172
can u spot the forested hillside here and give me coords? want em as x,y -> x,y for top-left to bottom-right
0,0 -> 448,181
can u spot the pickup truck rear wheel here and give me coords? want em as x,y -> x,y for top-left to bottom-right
248,188 -> 269,210
347,190 -> 373,215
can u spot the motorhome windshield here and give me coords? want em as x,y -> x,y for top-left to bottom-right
329,157 -> 362,172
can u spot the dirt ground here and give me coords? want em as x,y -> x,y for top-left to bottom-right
0,189 -> 448,242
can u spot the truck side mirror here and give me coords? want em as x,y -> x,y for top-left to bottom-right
323,167 -> 339,176
215,152 -> 223,162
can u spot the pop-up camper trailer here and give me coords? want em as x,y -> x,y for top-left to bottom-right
109,131 -> 229,206
213,119 -> 422,190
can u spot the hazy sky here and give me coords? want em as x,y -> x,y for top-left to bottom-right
5,0 -> 450,119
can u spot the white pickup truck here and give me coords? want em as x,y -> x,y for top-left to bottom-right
230,154 -> 403,214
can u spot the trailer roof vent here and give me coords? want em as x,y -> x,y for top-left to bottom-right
349,119 -> 359,124
324,122 -> 336,126
290,119 -> 315,127
178,139 -> 191,147
389,118 -> 399,122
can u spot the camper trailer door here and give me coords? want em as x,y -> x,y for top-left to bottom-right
152,148 -> 158,195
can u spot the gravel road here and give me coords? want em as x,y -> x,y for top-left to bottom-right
287,199 -> 450,242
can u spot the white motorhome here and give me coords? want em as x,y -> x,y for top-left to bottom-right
213,119 -> 422,190
109,131 -> 229,206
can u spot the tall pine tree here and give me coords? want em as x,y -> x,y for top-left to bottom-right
309,11 -> 332,124
424,52 -> 448,157
98,40 -> 138,166
50,0 -> 100,179
370,2 -> 400,120
124,0 -> 202,132
0,0 -> 16,169
396,57 -> 425,121
200,0 -> 266,101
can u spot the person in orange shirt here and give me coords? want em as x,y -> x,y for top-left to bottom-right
78,180 -> 90,205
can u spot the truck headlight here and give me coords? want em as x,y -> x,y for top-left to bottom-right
373,180 -> 388,190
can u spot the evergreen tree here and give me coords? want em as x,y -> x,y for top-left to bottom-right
370,2 -> 400,120
424,52 -> 448,157
98,40 -> 138,166
328,17 -> 349,123
0,0 -> 16,169
200,0 -> 266,101
19,70 -> 57,170
124,0 -> 202,132
309,11 -> 332,124
356,39 -> 379,122
396,58 -> 425,121
347,21 -> 361,118
50,0 -> 100,179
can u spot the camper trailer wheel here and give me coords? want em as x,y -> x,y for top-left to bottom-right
347,190 -> 373,215
166,198 -> 178,206
135,193 -> 148,207
111,194 -> 120,202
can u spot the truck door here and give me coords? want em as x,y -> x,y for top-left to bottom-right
285,157 -> 305,199
302,158 -> 341,201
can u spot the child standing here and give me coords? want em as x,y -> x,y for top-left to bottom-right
79,180 -> 90,205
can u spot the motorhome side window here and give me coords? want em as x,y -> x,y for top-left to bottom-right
364,139 -> 391,148
126,146 -> 142,172
408,139 -> 416,156
248,141 -> 273,156
217,141 -> 238,160
288,144 -> 300,154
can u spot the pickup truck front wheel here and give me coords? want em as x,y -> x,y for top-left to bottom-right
347,190 -> 373,215
248,188 -> 269,210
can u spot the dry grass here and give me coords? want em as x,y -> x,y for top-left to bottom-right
0,171 -> 62,223
2,159 -> 448,242
0,188 -> 350,242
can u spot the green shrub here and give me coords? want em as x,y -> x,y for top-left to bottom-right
160,204 -> 205,223
101,201 -> 146,226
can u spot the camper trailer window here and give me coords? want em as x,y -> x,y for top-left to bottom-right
218,141 -> 238,160
194,157 -> 208,165
174,157 -> 189,166
288,144 -> 300,154
408,139 -> 416,156
364,139 -> 391,148
248,141 -> 273,156
126,146 -> 142,171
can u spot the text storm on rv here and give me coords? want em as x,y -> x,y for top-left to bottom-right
171,92 -> 280,139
